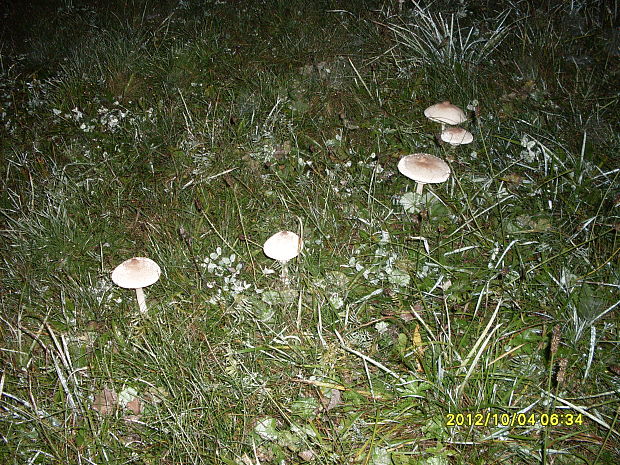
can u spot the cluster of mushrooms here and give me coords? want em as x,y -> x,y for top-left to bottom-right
398,101 -> 472,194
111,101 -> 469,313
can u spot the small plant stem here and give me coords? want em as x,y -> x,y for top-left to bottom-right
135,287 -> 148,313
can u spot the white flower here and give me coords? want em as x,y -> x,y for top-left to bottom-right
388,268 -> 410,287
210,247 -> 221,260
520,150 -> 535,163
329,293 -> 344,309
375,321 -> 389,334
375,247 -> 388,258
399,192 -> 422,213
520,135 -> 536,150
117,387 -> 138,407
378,230 -> 390,244
416,265 -> 430,279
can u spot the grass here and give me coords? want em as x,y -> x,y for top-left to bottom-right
1,0 -> 619,463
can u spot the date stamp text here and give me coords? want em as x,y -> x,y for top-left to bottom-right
445,412 -> 584,428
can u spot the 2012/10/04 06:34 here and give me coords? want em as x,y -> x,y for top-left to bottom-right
445,411 -> 584,427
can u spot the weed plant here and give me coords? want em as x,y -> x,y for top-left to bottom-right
1,0 -> 618,464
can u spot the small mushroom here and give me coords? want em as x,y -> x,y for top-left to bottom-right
111,257 -> 161,313
424,101 -> 467,130
398,153 -> 451,195
440,127 -> 473,146
263,231 -> 303,283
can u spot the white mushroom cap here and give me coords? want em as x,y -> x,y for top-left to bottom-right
112,257 -> 161,289
441,127 -> 473,145
263,231 -> 303,262
398,153 -> 451,184
424,101 -> 467,126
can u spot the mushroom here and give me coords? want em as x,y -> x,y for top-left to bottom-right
263,231 -> 303,283
424,101 -> 467,130
440,127 -> 473,146
111,257 -> 161,313
398,153 -> 451,195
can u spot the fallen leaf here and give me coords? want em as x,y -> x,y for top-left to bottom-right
126,397 -> 142,415
500,173 -> 524,185
412,324 -> 425,372
412,324 -> 424,356
92,388 -> 117,416
324,389 -> 342,412
274,141 -> 291,159
299,449 -> 315,461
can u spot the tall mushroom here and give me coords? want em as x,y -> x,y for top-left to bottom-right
111,257 -> 161,313
424,101 -> 467,130
263,231 -> 303,283
398,153 -> 451,195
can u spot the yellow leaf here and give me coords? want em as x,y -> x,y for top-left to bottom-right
412,324 -> 425,372
412,324 -> 424,354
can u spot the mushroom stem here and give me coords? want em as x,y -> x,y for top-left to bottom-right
135,287 -> 148,313
280,260 -> 290,284
415,182 -> 425,195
